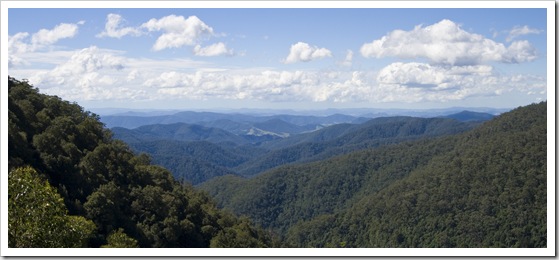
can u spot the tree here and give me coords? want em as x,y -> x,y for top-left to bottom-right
8,167 -> 96,247
101,229 -> 139,248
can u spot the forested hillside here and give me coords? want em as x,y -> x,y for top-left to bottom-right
233,116 -> 478,176
201,102 -> 547,247
7,77 -> 281,248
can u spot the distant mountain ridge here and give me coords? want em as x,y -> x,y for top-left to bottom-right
111,114 -> 484,183
99,108 -> 506,129
101,111 -> 357,129
112,122 -> 249,145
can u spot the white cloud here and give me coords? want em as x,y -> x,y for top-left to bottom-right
8,22 -> 84,67
360,19 -> 537,65
28,46 -> 126,92
97,13 -> 142,38
21,47 -> 150,102
193,42 -> 233,57
503,40 -> 537,63
31,22 -> 82,47
283,42 -> 332,64
377,62 -> 492,90
126,69 -> 139,82
8,32 -> 31,67
8,32 -> 30,54
141,15 -> 214,51
375,62 -> 545,102
506,25 -> 542,42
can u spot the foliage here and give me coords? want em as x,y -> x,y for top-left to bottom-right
101,229 -> 139,248
8,166 -> 96,247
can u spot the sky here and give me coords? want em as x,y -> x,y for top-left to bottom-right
5,2 -> 551,111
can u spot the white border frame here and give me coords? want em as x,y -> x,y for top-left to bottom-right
1,1 -> 555,257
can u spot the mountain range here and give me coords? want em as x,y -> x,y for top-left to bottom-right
109,111 -> 494,184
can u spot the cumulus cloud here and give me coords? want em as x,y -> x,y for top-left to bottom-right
31,21 -> 83,47
8,32 -> 30,54
506,25 -> 543,42
360,19 -> 537,65
283,42 -> 332,64
8,33 -> 31,67
97,13 -> 142,38
141,15 -> 214,51
8,21 -> 85,54
29,46 -> 124,89
193,42 -> 234,56
21,46 -> 152,101
377,62 -> 493,91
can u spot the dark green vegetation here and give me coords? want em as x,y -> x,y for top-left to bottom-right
200,102 -> 547,247
8,77 -> 281,248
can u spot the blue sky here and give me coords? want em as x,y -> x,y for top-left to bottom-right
5,3 -> 551,111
